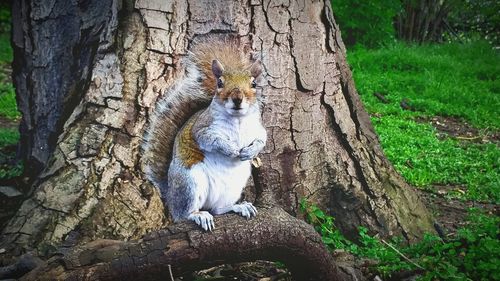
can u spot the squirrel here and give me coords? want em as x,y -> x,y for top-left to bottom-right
142,37 -> 267,231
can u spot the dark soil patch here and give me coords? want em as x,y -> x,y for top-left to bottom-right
0,143 -> 16,165
417,186 -> 499,235
0,115 -> 17,129
0,115 -> 19,167
417,116 -> 500,144
182,260 -> 291,280
0,116 -> 19,167
0,62 -> 11,84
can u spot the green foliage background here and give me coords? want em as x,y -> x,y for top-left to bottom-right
448,0 -> 500,45
332,0 -> 500,47
331,0 -> 401,47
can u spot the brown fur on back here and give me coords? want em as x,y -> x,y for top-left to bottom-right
177,114 -> 204,168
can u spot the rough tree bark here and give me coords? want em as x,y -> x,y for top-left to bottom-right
19,208 -> 346,280
2,0 -> 434,278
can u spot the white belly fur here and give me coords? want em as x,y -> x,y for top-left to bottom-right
190,153 -> 251,211
187,108 -> 264,212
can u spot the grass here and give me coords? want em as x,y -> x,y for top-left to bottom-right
0,127 -> 21,179
0,127 -> 18,145
374,116 -> 499,202
301,199 -> 500,281
0,82 -> 18,119
0,15 -> 17,121
0,6 -> 21,180
0,33 -> 12,63
348,41 -> 500,202
349,41 -> 500,129
0,3 -> 18,120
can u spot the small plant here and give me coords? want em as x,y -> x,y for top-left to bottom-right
0,162 -> 22,179
0,128 -> 20,180
299,199 -> 358,253
0,83 -> 19,120
300,199 -> 500,280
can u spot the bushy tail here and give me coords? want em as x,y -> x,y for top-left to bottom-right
142,58 -> 211,188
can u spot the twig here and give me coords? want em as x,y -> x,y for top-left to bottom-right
380,239 -> 425,270
373,92 -> 389,104
400,98 -> 415,111
168,264 -> 174,281
455,136 -> 481,140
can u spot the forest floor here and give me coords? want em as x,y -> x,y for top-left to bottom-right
348,42 -> 500,231
415,117 -> 499,233
350,41 -> 499,204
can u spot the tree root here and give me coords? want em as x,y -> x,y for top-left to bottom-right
17,207 -> 357,281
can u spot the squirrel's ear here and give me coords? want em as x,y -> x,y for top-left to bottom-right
212,60 -> 224,78
250,60 -> 262,78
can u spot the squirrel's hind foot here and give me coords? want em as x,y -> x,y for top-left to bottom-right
232,201 -> 258,219
212,202 -> 258,218
188,211 -> 215,231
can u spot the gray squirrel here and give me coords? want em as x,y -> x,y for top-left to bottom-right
142,38 -> 267,231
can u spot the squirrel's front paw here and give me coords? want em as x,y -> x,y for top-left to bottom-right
221,143 -> 240,158
239,144 -> 260,161
188,211 -> 214,231
232,202 -> 258,219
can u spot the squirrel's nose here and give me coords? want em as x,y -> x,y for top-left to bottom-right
232,97 -> 242,107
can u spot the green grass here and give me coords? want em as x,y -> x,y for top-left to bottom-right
301,200 -> 500,281
349,41 -> 500,202
0,82 -> 18,120
0,6 -> 21,180
0,127 -> 18,145
0,33 -> 12,63
373,116 -> 499,202
0,127 -> 21,179
0,24 -> 18,121
349,41 -> 500,129
0,16 -> 18,121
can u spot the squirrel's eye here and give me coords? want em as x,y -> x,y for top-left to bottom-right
217,78 -> 224,88
251,80 -> 257,88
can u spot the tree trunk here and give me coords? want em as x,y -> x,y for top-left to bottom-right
2,0 -> 434,276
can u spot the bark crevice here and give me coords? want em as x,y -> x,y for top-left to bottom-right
320,89 -> 386,231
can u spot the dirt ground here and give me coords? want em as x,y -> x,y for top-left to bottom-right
420,115 -> 500,144
0,115 -> 17,129
416,116 -> 499,232
419,188 -> 499,234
